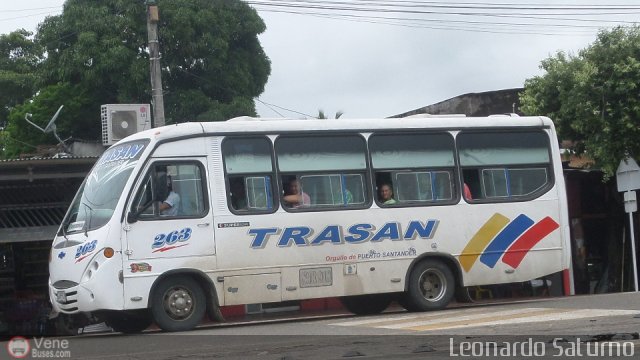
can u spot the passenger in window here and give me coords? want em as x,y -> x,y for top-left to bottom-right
230,178 -> 247,210
379,183 -> 397,205
343,188 -> 354,204
463,183 -> 473,200
283,178 -> 311,208
159,176 -> 180,216
463,170 -> 482,200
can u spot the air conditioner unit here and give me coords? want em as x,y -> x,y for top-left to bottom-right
101,104 -> 151,146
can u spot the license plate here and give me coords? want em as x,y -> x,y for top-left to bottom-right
56,291 -> 67,303
299,267 -> 332,288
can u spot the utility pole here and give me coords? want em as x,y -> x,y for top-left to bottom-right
146,0 -> 165,128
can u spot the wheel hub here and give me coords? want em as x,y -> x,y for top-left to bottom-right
419,269 -> 446,302
164,288 -> 193,319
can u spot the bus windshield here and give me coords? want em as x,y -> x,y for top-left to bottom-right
58,140 -> 149,239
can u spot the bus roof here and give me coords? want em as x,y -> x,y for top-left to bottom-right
122,115 -> 554,144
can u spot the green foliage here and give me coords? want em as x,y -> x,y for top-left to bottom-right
317,110 -> 344,119
3,83 -> 93,157
1,0 -> 270,157
157,0 -> 270,123
521,26 -> 640,177
0,29 -> 43,130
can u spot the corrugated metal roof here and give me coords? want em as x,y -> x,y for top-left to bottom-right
0,179 -> 82,229
0,156 -> 96,182
0,157 -> 93,236
0,156 -> 97,164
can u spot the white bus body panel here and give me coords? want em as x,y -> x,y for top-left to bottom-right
49,116 -> 571,314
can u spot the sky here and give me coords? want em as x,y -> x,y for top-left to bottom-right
1,1 -> 639,119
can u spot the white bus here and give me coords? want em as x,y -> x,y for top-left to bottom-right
49,115 -> 571,332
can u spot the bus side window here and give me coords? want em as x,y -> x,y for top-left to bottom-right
229,176 -> 272,211
246,176 -> 272,210
370,132 -> 456,207
296,174 -> 365,207
275,134 -> 369,211
131,162 -> 206,219
229,176 -> 248,211
463,169 -> 482,200
457,131 -> 552,203
222,136 -> 275,214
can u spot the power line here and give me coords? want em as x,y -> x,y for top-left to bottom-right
255,98 -> 285,117
247,1 -> 640,22
255,7 -> 615,31
0,6 -> 62,13
253,7 -> 617,35
255,0 -> 640,11
248,0 -> 640,15
0,10 -> 60,22
175,67 -> 314,119
256,99 -> 315,118
248,0 -> 639,35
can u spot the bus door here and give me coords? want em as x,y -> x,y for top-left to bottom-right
124,159 -> 215,261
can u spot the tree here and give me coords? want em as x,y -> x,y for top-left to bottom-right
317,109 -> 344,119
520,26 -> 640,178
0,29 -> 43,129
1,0 -> 270,157
2,83 -> 93,158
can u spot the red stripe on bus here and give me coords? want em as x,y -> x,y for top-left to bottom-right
501,217 -> 559,268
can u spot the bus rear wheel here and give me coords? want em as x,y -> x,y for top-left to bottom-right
105,310 -> 152,334
151,276 -> 206,332
340,294 -> 392,315
403,259 -> 454,312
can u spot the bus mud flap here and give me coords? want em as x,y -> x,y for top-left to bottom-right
206,289 -> 225,323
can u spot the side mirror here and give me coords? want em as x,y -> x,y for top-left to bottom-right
127,212 -> 138,224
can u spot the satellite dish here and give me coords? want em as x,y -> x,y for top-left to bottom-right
44,105 -> 64,133
23,105 -> 70,154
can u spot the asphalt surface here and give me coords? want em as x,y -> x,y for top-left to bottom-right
3,292 -> 640,359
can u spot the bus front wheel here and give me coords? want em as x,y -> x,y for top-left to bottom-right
403,259 -> 454,312
151,276 -> 206,332
105,310 -> 152,334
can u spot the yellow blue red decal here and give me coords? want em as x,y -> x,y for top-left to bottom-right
459,213 -> 559,272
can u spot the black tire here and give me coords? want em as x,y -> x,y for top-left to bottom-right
104,310 -> 152,334
340,294 -> 392,315
54,313 -> 82,336
151,276 -> 206,332
402,259 -> 455,312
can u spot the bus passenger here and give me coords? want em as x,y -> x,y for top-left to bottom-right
230,178 -> 247,210
463,183 -> 473,200
283,179 -> 310,208
379,183 -> 397,205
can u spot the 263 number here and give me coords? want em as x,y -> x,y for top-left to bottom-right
75,240 -> 98,259
152,228 -> 192,248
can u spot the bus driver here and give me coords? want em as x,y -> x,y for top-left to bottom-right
159,176 -> 180,216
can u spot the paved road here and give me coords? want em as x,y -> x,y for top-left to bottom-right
3,292 -> 640,359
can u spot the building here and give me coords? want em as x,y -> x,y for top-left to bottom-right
0,156 -> 96,335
